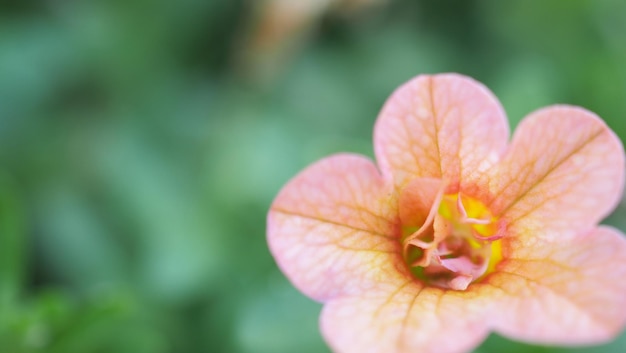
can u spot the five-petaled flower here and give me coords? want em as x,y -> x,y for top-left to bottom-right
267,73 -> 626,353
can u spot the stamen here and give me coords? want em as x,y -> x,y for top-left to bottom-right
471,221 -> 506,241
471,231 -> 504,241
400,184 -> 503,290
410,248 -> 433,267
407,214 -> 450,267
402,180 -> 447,254
406,237 -> 434,249
409,214 -> 452,267
456,194 -> 491,225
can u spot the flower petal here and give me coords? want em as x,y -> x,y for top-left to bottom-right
267,153 -> 405,301
374,73 -> 509,191
487,226 -> 626,344
320,284 -> 490,353
398,177 -> 444,229
486,106 -> 625,238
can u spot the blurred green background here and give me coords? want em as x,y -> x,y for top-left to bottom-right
1,0 -> 625,352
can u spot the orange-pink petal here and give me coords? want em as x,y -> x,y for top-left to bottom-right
374,73 -> 509,192
267,153 -> 406,301
486,106 -> 625,239
488,226 -> 626,344
320,284 -> 490,353
398,177 -> 444,229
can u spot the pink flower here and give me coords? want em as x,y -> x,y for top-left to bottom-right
267,73 -> 626,353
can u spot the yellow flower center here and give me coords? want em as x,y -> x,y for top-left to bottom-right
402,192 -> 503,290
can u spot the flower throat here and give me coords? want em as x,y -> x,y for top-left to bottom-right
402,186 -> 503,290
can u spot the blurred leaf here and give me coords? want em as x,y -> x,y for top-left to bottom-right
35,185 -> 126,289
0,289 -> 167,353
45,291 -> 164,353
90,123 -> 225,302
490,57 -> 562,129
234,275 -> 330,353
0,21 -> 83,128
0,174 -> 25,305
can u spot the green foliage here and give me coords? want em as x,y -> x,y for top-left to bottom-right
0,0 -> 625,352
